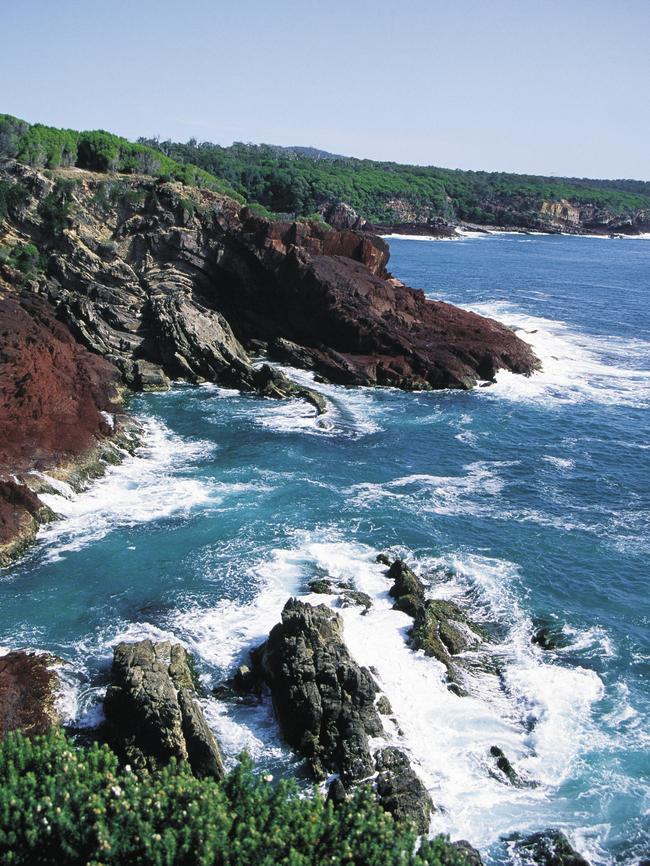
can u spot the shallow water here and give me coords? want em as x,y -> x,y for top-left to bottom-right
2,234 -> 649,865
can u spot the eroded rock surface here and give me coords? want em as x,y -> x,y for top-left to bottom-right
0,285 -> 122,565
0,650 -> 60,737
375,746 -> 433,834
252,598 -> 382,783
511,831 -> 590,866
0,160 -> 538,397
386,559 -> 486,688
104,639 -> 224,779
250,598 -> 435,828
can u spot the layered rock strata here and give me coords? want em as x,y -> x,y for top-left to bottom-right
0,159 -> 539,562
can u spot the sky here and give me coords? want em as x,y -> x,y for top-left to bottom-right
2,0 -> 649,180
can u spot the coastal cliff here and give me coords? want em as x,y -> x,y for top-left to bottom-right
0,158 -> 538,562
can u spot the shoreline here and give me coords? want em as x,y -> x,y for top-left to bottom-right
381,226 -> 650,242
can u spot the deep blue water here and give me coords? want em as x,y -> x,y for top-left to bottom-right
2,233 -> 649,864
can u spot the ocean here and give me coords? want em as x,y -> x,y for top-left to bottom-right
2,233 -> 648,865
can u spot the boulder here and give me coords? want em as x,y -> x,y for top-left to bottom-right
0,650 -> 60,737
252,599 -> 382,783
375,747 -> 433,834
104,640 -> 224,779
133,359 -> 170,391
452,841 -> 484,866
511,831 -> 590,866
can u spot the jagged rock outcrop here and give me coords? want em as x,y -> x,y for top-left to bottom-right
252,599 -> 382,783
104,640 -> 224,779
0,650 -> 60,737
375,747 -> 432,834
250,599 -> 434,828
386,559 -> 485,688
0,159 -> 538,396
510,831 -> 590,866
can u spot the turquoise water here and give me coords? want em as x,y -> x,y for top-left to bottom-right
2,234 -> 649,864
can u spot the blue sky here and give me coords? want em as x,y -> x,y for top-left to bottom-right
2,0 -> 649,179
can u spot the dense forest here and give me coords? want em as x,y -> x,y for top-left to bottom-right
2,113 -> 649,228
138,137 -> 650,226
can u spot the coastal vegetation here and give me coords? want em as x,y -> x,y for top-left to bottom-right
137,138 -> 650,225
0,729 -> 469,866
2,114 -> 649,229
0,115 -> 244,202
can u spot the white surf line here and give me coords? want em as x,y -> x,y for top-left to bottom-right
268,538 -> 605,854
462,302 -> 650,408
35,415 -> 218,561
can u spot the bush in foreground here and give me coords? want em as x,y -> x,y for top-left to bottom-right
0,730 -> 469,866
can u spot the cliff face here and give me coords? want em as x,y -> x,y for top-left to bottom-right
0,159 -> 539,561
0,280 -> 122,564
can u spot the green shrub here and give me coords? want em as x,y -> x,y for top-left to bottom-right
0,179 -> 30,221
0,730 -> 469,866
0,241 -> 45,281
37,178 -> 78,234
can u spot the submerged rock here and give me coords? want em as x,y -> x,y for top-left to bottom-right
511,830 -> 590,866
0,650 -> 60,737
375,747 -> 433,834
531,620 -> 568,651
338,589 -> 373,612
309,577 -> 333,594
252,365 -> 328,415
252,599 -> 382,783
104,640 -> 224,779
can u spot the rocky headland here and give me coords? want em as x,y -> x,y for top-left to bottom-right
0,158 -> 539,564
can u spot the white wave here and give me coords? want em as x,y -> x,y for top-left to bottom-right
381,232 -> 460,242
35,418 -> 218,561
347,462 -> 508,517
542,455 -> 575,471
172,532 -> 606,854
254,365 -> 383,438
462,301 -> 650,408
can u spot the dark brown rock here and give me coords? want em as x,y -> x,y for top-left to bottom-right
0,650 -> 60,737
